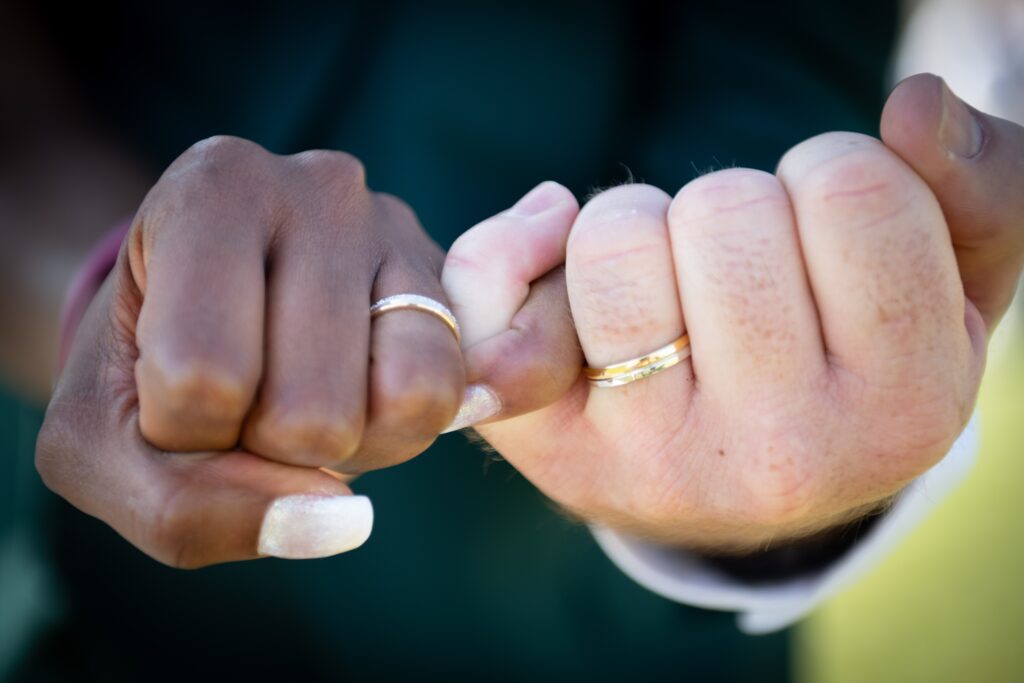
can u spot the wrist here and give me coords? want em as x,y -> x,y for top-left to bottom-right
692,499 -> 894,584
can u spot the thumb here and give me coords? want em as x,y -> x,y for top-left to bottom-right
441,181 -> 582,431
881,72 -> 1024,332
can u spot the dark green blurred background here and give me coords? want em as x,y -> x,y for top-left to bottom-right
4,0 -> 1021,681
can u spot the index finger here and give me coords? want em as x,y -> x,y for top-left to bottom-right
132,137 -> 270,452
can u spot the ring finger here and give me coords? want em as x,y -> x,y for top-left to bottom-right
566,184 -> 691,426
335,197 -> 465,473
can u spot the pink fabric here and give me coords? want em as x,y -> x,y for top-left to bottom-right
57,218 -> 132,373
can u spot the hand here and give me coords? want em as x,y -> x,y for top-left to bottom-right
445,75 -> 1024,551
36,136 -> 464,566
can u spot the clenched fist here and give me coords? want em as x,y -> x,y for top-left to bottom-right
446,74 -> 1024,552
37,137 -> 464,567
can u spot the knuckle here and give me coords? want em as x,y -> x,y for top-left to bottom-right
569,221 -> 668,272
446,229 -> 492,273
290,149 -> 367,191
138,353 -> 253,446
445,221 -> 517,287
176,136 -> 268,183
568,185 -> 671,276
669,168 -> 786,232
374,192 -> 417,224
798,148 -> 915,230
185,135 -> 262,163
156,136 -> 272,214
251,406 -> 363,466
570,184 -> 670,264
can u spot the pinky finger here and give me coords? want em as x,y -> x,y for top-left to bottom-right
443,181 -> 579,347
447,268 -> 583,432
442,182 -> 581,431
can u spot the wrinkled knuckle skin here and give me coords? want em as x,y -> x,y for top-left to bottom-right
800,149 -> 914,231
568,186 -> 670,274
670,168 -> 786,232
248,407 -> 362,468
151,136 -> 273,217
137,355 -> 254,450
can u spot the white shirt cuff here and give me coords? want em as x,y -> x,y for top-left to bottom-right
590,414 -> 979,634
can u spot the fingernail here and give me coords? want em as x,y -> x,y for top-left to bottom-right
939,81 -> 983,158
507,181 -> 569,217
441,384 -> 502,433
258,494 -> 373,559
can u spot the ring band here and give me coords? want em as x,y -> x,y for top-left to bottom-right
584,334 -> 690,388
370,294 -> 461,344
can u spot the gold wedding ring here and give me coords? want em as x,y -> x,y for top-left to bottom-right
584,334 -> 691,388
370,294 -> 461,343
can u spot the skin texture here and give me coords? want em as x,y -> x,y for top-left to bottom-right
35,74 -> 1024,566
36,136 -> 465,566
450,75 -> 1024,552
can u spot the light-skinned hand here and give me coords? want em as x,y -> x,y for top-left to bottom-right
445,74 -> 1024,551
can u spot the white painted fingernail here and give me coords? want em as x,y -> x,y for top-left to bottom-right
258,494 -> 373,559
442,384 -> 502,433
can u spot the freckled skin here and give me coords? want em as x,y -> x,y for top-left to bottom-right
474,131 -> 986,552
37,74 -> 1024,567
